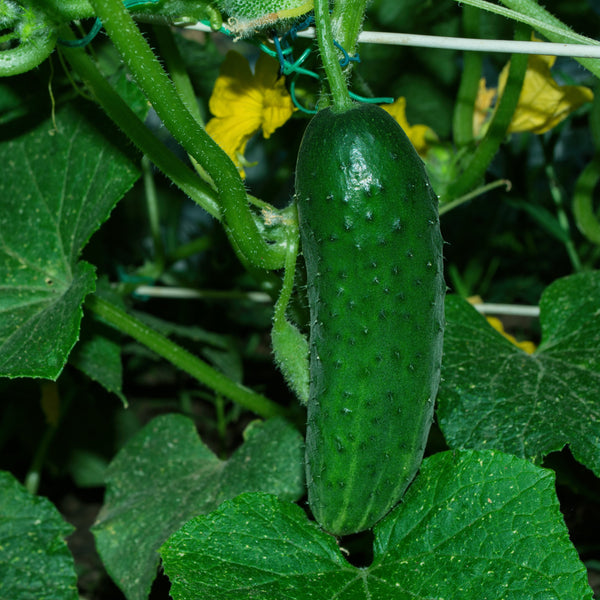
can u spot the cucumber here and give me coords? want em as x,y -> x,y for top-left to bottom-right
295,103 -> 445,535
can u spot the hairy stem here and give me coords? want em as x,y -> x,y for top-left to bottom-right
87,0 -> 285,270
60,35 -> 221,219
445,25 -> 529,201
85,294 -> 287,419
330,0 -> 368,61
314,0 -> 352,112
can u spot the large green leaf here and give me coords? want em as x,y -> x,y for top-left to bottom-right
0,470 -> 78,600
437,272 -> 600,476
160,450 -> 592,599
93,414 -> 304,600
0,105 -> 139,379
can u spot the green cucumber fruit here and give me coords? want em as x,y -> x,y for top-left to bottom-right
295,103 -> 445,536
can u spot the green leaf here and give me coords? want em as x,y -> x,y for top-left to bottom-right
497,0 -> 600,80
160,450 -> 592,599
438,271 -> 600,476
93,413 -> 304,600
0,104 -> 139,379
0,470 -> 78,600
69,328 -> 126,405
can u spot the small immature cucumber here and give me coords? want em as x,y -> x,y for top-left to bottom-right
296,104 -> 445,536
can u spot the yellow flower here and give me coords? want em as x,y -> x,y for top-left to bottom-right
475,43 -> 593,136
382,97 -> 437,156
473,77 -> 497,138
499,53 -> 593,134
486,316 -> 537,354
205,50 -> 295,177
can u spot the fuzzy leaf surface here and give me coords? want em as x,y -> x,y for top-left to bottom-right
0,105 -> 138,379
160,450 -> 592,599
93,414 -> 304,600
0,471 -> 78,600
438,272 -> 600,475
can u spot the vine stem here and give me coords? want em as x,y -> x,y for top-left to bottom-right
439,179 -> 512,215
313,0 -> 352,112
545,162 -> 583,272
87,0 -> 285,270
152,25 -> 214,182
330,0 -> 368,61
454,0 -> 600,78
85,294 -> 287,419
272,212 -> 300,328
270,206 -> 310,405
444,25 -> 529,202
452,5 -> 482,147
60,34 -> 221,219
142,156 -> 166,273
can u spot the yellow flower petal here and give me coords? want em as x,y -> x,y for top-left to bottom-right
206,50 -> 295,178
208,51 -> 256,118
253,51 -> 281,91
261,93 -> 295,138
473,77 -> 497,138
383,97 -> 411,130
487,316 -> 536,354
382,97 -> 436,156
515,340 -> 537,354
498,53 -> 594,134
254,54 -> 295,138
205,115 -> 254,166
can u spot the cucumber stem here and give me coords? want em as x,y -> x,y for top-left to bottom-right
314,0 -> 352,112
331,0 -> 368,61
445,25 -> 529,202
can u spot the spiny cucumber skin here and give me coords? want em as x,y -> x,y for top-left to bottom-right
296,104 -> 445,536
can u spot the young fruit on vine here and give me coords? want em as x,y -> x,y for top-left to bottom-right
296,103 -> 445,536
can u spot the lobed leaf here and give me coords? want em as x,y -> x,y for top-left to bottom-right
0,104 -> 139,379
93,413 -> 304,600
160,450 -> 592,599
438,271 -> 600,475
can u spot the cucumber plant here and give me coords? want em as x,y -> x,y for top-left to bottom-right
296,103 -> 445,535
1,0 -> 598,598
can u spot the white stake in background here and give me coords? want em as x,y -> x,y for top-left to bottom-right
186,21 -> 600,58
